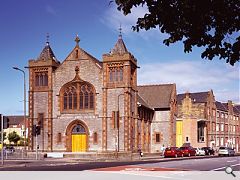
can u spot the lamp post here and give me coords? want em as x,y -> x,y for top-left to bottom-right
13,67 -> 26,152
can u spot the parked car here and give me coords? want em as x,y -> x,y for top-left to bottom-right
218,146 -> 235,156
164,147 -> 183,158
194,147 -> 206,156
202,147 -> 215,155
179,146 -> 196,157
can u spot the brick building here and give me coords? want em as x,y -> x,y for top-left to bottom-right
176,91 -> 216,148
176,91 -> 240,152
215,101 -> 240,151
27,35 -> 176,153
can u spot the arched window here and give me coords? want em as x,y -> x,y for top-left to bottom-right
64,92 -> 68,109
72,124 -> 86,134
61,82 -> 95,112
35,71 -> 48,87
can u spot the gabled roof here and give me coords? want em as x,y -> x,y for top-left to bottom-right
233,105 -> 240,115
137,84 -> 175,109
137,94 -> 152,109
177,92 -> 209,104
110,35 -> 128,55
215,101 -> 228,112
64,45 -> 102,67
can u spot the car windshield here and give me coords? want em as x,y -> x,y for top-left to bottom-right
219,147 -> 227,150
180,147 -> 187,150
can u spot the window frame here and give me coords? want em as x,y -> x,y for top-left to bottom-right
61,82 -> 95,113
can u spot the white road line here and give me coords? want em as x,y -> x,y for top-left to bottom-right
211,163 -> 240,171
227,160 -> 237,163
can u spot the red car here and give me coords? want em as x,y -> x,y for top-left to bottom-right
164,147 -> 183,158
179,146 -> 196,157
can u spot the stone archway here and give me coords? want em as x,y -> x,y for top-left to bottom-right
65,120 -> 89,152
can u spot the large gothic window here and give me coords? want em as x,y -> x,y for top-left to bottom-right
61,82 -> 95,112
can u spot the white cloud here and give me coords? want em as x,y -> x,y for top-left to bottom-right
138,60 -> 239,103
101,4 -> 167,40
46,5 -> 57,16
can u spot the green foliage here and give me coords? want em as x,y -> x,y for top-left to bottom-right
8,131 -> 20,145
115,0 -> 240,65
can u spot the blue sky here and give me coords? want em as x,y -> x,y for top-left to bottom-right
0,0 -> 239,115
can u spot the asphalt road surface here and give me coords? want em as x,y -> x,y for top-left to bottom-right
0,156 -> 239,172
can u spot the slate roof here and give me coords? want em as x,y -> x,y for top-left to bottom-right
137,84 -> 175,109
177,92 -> 209,104
111,35 -> 128,55
215,101 -> 227,112
38,43 -> 58,62
137,94 -> 152,109
233,105 -> 240,115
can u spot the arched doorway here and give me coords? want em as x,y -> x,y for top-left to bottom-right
71,124 -> 87,152
66,120 -> 89,152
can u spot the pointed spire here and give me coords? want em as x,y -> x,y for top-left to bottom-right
118,24 -> 122,39
46,33 -> 50,46
37,34 -> 57,62
111,26 -> 128,55
75,34 -> 80,46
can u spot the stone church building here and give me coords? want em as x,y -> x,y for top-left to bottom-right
28,34 -> 176,153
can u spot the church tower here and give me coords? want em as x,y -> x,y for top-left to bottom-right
28,37 -> 60,151
102,33 -> 138,152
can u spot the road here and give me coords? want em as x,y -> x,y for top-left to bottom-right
0,156 -> 239,171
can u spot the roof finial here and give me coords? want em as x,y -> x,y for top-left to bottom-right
46,33 -> 50,46
75,34 -> 80,45
118,24 -> 122,39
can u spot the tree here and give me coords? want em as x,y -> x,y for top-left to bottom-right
114,0 -> 240,65
8,131 -> 20,145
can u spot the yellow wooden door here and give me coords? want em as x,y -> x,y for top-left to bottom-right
176,121 -> 183,147
72,134 -> 87,152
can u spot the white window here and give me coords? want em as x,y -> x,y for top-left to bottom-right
221,124 -> 224,131
233,126 -> 236,132
216,124 -> 219,132
216,137 -> 219,146
225,114 -> 228,119
221,137 -> 224,146
217,112 -> 220,118
221,113 -> 224,118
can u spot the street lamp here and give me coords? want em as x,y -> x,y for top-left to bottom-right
13,67 -> 26,152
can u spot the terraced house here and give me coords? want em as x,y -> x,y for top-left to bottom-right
176,91 -> 240,152
215,101 -> 240,151
27,34 -> 176,154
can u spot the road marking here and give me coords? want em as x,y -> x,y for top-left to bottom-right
211,163 -> 240,171
227,160 -> 237,163
94,171 -> 193,180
